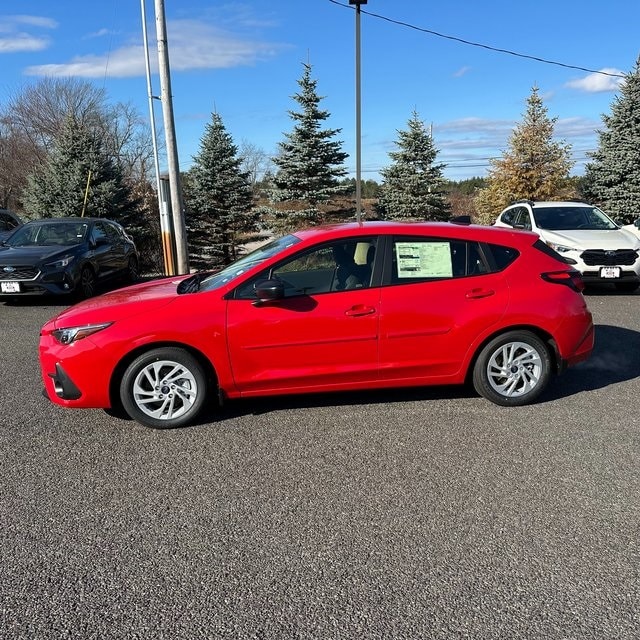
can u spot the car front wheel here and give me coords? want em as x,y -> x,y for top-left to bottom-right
120,347 -> 208,429
78,266 -> 96,299
127,256 -> 139,283
472,331 -> 552,406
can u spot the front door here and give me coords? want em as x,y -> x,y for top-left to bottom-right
226,238 -> 380,395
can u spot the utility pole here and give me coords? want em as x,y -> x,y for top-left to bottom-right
349,0 -> 367,223
154,0 -> 189,274
141,0 -> 175,275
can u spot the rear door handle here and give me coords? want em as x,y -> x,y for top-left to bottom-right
345,305 -> 376,317
466,288 -> 495,299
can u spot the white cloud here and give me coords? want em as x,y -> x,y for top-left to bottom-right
24,18 -> 286,78
26,45 -> 147,78
3,15 -> 58,29
555,116 -> 600,138
453,66 -> 471,78
437,117 -> 514,135
0,14 -> 56,53
566,69 -> 624,93
0,34 -> 49,53
84,28 -> 116,40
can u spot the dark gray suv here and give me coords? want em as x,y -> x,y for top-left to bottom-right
0,217 -> 138,298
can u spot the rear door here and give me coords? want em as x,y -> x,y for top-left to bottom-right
378,236 -> 510,382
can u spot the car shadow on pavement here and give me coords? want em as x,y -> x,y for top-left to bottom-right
208,324 -> 640,422
539,323 -> 640,402
213,385 -> 475,422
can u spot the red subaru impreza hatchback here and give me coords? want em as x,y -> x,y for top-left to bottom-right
40,221 -> 594,429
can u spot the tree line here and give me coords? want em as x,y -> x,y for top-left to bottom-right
2,57 -> 640,273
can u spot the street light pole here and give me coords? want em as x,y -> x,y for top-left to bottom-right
349,0 -> 367,223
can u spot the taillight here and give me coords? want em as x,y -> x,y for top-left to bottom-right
541,270 -> 585,292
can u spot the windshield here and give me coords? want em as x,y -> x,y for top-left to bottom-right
533,206 -> 618,231
199,234 -> 302,291
7,221 -> 89,247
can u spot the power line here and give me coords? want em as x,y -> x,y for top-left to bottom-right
328,0 -> 625,79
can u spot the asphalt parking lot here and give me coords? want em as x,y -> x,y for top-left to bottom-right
1,290 -> 639,639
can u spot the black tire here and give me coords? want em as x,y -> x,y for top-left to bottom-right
78,266 -> 96,299
614,282 -> 639,293
127,256 -> 139,284
472,331 -> 552,406
119,347 -> 208,429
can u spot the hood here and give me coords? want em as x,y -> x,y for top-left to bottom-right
51,275 -> 189,326
0,244 -> 78,264
539,228 -> 640,250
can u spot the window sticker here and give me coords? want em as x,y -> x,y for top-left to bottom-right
395,242 -> 452,278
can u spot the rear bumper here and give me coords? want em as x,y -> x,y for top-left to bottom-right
558,322 -> 594,372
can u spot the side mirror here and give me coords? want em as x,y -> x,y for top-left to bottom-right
254,278 -> 284,303
635,219 -> 640,229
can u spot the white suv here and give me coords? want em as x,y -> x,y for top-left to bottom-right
494,201 -> 640,292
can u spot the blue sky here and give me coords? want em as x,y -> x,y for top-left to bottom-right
1,1 -> 638,181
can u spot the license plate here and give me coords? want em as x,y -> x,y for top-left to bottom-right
600,266 -> 621,278
1,281 -> 20,293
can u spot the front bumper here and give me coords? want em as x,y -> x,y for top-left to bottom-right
579,269 -> 640,285
46,363 -> 83,400
39,332 -> 114,408
0,269 -> 77,296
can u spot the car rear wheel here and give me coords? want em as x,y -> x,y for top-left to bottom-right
120,347 -> 208,429
472,331 -> 552,406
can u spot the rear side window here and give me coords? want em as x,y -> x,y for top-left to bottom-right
390,238 -> 488,284
484,243 -> 520,271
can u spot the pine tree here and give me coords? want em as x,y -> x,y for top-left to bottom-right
270,63 -> 348,230
474,86 -> 574,224
583,58 -> 640,223
376,110 -> 450,221
184,112 -> 257,269
23,115 -> 137,222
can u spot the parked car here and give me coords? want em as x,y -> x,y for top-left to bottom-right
0,217 -> 138,298
0,209 -> 23,242
494,200 -> 640,292
39,221 -> 594,429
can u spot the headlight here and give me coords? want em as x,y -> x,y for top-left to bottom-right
45,255 -> 74,269
546,241 -> 574,254
52,322 -> 113,345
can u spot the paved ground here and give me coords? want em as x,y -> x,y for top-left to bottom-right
0,290 -> 639,639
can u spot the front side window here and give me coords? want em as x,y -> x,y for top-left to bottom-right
91,222 -> 109,245
501,208 -> 517,226
235,238 -> 377,299
514,209 -> 532,230
199,234 -> 301,292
